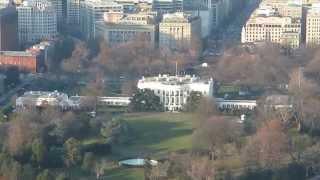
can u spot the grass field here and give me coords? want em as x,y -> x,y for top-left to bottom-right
113,112 -> 195,159
78,112 -> 195,180
104,112 -> 194,180
104,168 -> 144,180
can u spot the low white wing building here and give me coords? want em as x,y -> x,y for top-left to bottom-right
16,91 -> 72,109
137,74 -> 214,111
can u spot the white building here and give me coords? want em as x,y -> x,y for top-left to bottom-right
80,0 -> 123,40
16,91 -> 73,109
98,96 -> 131,106
17,0 -> 58,45
306,6 -> 320,47
241,8 -> 301,49
137,74 -> 214,111
215,98 -> 257,110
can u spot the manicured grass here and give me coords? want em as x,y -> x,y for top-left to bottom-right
113,112 -> 194,159
104,168 -> 144,180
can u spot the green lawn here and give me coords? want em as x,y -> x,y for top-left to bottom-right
83,112 -> 195,180
104,168 -> 144,180
113,112 -> 194,159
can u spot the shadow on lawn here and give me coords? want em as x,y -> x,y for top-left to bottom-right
114,118 -> 193,157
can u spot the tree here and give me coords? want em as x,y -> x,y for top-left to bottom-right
82,152 -> 95,172
304,48 -> 320,81
61,41 -> 89,74
36,169 -> 53,180
184,91 -> 203,112
214,44 -> 290,87
31,139 -> 47,166
4,67 -> 20,89
301,143 -> 320,177
55,173 -> 69,180
193,97 -> 218,128
288,133 -> 312,162
187,158 -> 215,180
64,138 -> 82,167
100,118 -> 128,144
80,71 -> 105,97
51,112 -> 88,142
129,89 -> 163,112
193,116 -> 241,160
242,120 -> 289,169
288,68 -> 320,133
21,164 -> 36,180
6,118 -> 33,156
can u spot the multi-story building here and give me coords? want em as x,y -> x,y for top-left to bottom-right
0,51 -> 39,72
159,12 -> 201,51
0,5 -> 18,51
48,0 -> 63,26
17,0 -> 58,46
199,0 -> 246,30
306,7 -> 320,46
66,0 -> 81,25
137,74 -> 214,111
80,0 -> 123,40
0,40 -> 54,73
241,6 -> 302,49
95,11 -> 158,47
152,0 -> 183,13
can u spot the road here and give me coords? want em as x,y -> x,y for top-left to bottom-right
203,0 -> 261,60
222,0 -> 261,44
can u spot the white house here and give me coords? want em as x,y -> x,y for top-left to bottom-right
137,74 -> 214,111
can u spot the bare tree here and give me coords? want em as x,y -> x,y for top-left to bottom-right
187,158 -> 215,180
242,119 -> 289,169
214,44 -> 290,87
193,116 -> 241,160
193,97 -> 219,128
288,68 -> 320,132
61,41 -> 89,74
6,113 -> 40,156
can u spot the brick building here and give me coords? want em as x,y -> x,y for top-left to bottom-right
0,51 -> 39,73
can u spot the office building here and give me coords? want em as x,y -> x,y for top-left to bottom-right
17,0 -> 58,46
306,7 -> 320,46
0,5 -> 18,51
159,12 -> 201,51
241,6 -> 301,48
95,11 -> 158,47
66,0 -> 81,25
48,0 -> 64,26
137,74 -> 214,111
80,0 -> 123,40
152,0 -> 183,13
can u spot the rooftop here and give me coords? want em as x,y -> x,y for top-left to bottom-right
139,74 -> 213,85
0,51 -> 35,57
21,91 -> 68,99
161,12 -> 198,23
